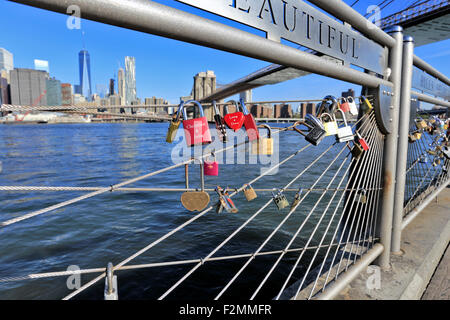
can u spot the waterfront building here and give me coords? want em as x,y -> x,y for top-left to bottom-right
125,56 -> 136,107
299,102 -> 317,118
117,67 -> 125,105
73,93 -> 86,105
109,78 -> 115,96
0,48 -> 14,74
0,76 -> 10,105
46,77 -> 62,106
145,96 -> 168,114
10,68 -> 48,106
341,88 -> 355,99
61,83 -> 73,106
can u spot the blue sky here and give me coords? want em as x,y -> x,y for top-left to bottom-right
0,0 -> 449,105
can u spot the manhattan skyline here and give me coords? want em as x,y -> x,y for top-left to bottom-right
1,0 -> 449,105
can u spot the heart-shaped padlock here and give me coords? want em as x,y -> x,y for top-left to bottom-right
223,100 -> 245,132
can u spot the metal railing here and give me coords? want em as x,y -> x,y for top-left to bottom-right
379,0 -> 450,30
1,0 -> 449,300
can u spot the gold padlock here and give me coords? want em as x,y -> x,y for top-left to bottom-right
360,96 -> 373,114
166,108 -> 182,143
243,184 -> 257,201
321,113 -> 338,136
415,118 -> 428,130
251,124 -> 273,155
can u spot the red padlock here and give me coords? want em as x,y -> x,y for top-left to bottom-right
240,98 -> 260,142
339,97 -> 350,113
180,100 -> 212,147
204,152 -> 219,176
356,132 -> 370,151
224,100 -> 245,132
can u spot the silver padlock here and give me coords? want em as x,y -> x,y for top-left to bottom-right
335,109 -> 354,143
272,188 -> 289,211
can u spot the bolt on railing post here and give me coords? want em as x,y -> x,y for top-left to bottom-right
392,36 -> 415,254
375,26 -> 403,270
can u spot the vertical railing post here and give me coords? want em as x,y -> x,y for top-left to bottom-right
392,36 -> 415,254
375,26 -> 403,270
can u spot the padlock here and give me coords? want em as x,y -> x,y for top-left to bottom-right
356,132 -> 370,151
181,100 -> 212,147
251,124 -> 273,155
351,143 -> 365,160
347,96 -> 359,116
414,131 -> 422,140
360,96 -> 373,114
240,98 -> 260,142
305,113 -> 325,130
215,186 -> 238,213
321,113 -> 338,136
243,184 -> 257,201
293,118 -> 326,146
272,189 -> 289,210
427,149 -> 438,156
290,188 -> 303,211
339,97 -> 350,113
415,118 -> 428,130
212,101 -> 227,143
419,155 -> 428,164
433,158 -> 441,167
408,134 -> 417,143
224,100 -> 245,132
443,146 -> 450,160
166,107 -> 182,143
335,109 -> 354,143
204,152 -> 219,176
358,189 -> 367,204
317,95 -> 339,116
181,161 -> 210,212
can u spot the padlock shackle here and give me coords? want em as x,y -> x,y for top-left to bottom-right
225,100 -> 243,114
292,120 -> 313,137
257,124 -> 272,138
318,95 -> 339,115
180,100 -> 205,120
334,108 -> 349,126
239,98 -> 250,115
320,112 -> 335,123
305,113 -> 325,130
212,101 -> 220,116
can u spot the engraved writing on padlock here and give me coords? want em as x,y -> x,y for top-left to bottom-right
224,100 -> 245,132
272,189 -> 289,210
243,184 -> 257,201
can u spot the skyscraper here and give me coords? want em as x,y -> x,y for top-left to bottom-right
125,56 -> 136,106
10,68 -> 48,106
46,77 -> 62,106
0,48 -> 14,73
117,67 -> 125,105
78,50 -> 92,100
